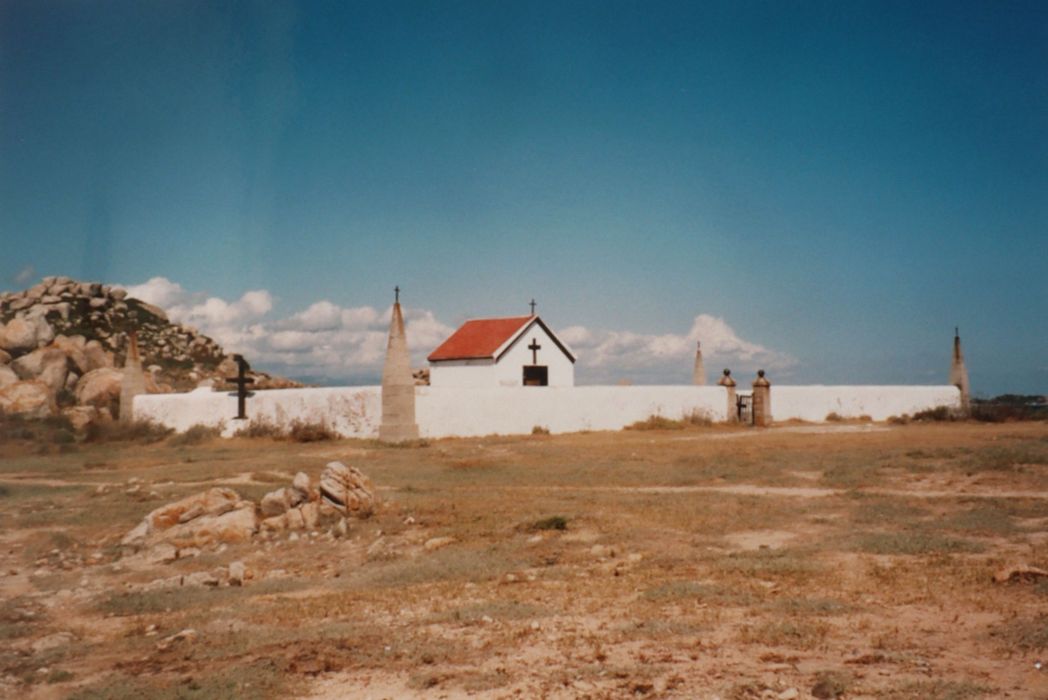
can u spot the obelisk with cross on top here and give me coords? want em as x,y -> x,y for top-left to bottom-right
226,354 -> 255,420
379,285 -> 420,442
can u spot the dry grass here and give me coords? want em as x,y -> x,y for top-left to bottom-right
0,420 -> 1045,698
626,408 -> 714,430
84,418 -> 174,444
167,423 -> 223,446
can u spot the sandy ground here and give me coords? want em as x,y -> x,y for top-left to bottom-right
0,421 -> 1046,699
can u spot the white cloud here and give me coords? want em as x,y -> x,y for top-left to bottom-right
13,265 -> 36,287
284,300 -> 342,331
565,313 -> 794,383
124,276 -> 190,309
121,278 -> 792,384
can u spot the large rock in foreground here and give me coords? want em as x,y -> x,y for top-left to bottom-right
319,461 -> 376,518
122,487 -> 258,547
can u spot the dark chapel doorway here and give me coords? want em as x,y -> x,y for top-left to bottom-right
523,365 -> 548,386
522,335 -> 549,386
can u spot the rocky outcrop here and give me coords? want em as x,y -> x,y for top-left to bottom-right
0,276 -> 300,425
123,466 -> 377,551
0,380 -> 55,419
318,461 -> 376,518
260,487 -> 306,517
62,405 -> 99,432
0,316 -> 52,354
12,347 -> 69,393
76,368 -> 124,412
122,487 -> 258,548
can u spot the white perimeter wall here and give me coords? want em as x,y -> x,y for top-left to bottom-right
134,386 -> 382,438
133,384 -> 960,439
416,386 -> 722,437
770,385 -> 961,422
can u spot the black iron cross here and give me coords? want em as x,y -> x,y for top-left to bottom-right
226,354 -> 255,420
395,285 -> 400,304
529,298 -> 536,315
528,338 -> 541,364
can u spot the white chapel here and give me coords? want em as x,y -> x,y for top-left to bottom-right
427,313 -> 575,388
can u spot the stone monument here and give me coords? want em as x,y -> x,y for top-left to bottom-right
717,368 -> 737,423
379,287 -> 420,443
692,341 -> 706,385
949,328 -> 971,415
752,370 -> 772,427
119,330 -> 146,423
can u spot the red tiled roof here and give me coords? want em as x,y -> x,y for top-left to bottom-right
428,316 -> 533,362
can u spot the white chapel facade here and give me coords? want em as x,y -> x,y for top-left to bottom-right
427,314 -> 575,388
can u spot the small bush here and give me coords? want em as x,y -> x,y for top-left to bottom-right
84,419 -> 173,444
683,409 -> 713,426
531,425 -> 550,435
288,420 -> 338,442
231,418 -> 339,442
528,516 -> 568,531
887,414 -> 910,425
168,423 -> 223,446
811,670 -> 851,699
912,405 -> 959,422
825,412 -> 844,422
232,417 -> 287,439
627,414 -> 684,430
47,669 -> 74,684
627,409 -> 712,430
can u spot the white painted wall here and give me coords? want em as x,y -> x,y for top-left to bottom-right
428,359 -> 498,388
430,321 -> 575,387
771,385 -> 961,422
134,386 -> 381,438
416,386 -> 723,436
133,384 -> 960,439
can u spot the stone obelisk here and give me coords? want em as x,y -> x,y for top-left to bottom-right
717,369 -> 737,423
949,327 -> 971,415
119,330 -> 147,423
379,287 -> 419,442
692,341 -> 706,385
752,370 -> 772,427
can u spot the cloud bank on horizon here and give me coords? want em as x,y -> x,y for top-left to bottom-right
124,277 -> 794,385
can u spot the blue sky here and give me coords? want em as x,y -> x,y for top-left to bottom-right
1,1 -> 1045,393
